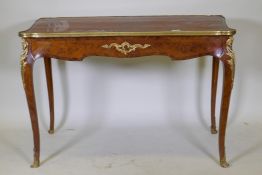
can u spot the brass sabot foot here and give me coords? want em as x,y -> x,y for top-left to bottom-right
211,127 -> 218,134
48,129 -> 54,134
30,160 -> 40,168
220,159 -> 230,168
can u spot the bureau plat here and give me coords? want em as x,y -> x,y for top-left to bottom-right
19,15 -> 236,168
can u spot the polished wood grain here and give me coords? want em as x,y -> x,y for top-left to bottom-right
19,15 -> 236,168
44,58 -> 54,134
26,36 -> 229,60
19,15 -> 236,37
211,57 -> 219,134
22,54 -> 40,168
219,52 -> 235,168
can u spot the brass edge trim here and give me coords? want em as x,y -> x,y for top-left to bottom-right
30,160 -> 40,168
102,41 -> 151,55
20,38 -> 28,86
225,36 -> 235,85
220,158 -> 230,168
210,126 -> 218,134
226,36 -> 235,58
19,30 -> 236,38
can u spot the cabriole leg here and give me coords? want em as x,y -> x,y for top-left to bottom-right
211,56 -> 219,134
44,58 -> 55,134
21,39 -> 40,168
218,37 -> 235,168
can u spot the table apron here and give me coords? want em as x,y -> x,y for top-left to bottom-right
27,36 -> 229,61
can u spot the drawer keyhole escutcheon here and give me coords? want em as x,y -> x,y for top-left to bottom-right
102,41 -> 151,55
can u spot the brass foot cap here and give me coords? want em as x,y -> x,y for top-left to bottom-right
220,160 -> 230,168
211,127 -> 218,134
30,160 -> 40,168
48,129 -> 54,134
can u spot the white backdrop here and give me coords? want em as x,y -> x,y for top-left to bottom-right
0,0 -> 261,136
0,0 -> 262,174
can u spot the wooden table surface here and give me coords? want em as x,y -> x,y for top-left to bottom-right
19,15 -> 236,37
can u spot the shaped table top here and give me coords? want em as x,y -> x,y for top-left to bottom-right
19,15 -> 236,38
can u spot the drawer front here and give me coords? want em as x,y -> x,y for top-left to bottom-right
27,36 -> 228,61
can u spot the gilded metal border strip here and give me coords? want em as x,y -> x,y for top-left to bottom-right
225,36 -> 235,84
102,41 -> 151,55
20,38 -> 28,86
19,30 -> 236,38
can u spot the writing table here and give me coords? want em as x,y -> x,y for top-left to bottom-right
19,15 -> 236,168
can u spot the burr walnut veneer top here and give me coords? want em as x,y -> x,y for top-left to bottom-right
19,15 -> 236,38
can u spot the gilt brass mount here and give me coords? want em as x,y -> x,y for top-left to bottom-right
102,41 -> 151,55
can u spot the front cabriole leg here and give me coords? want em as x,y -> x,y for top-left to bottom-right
217,36 -> 235,168
20,38 -> 40,168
